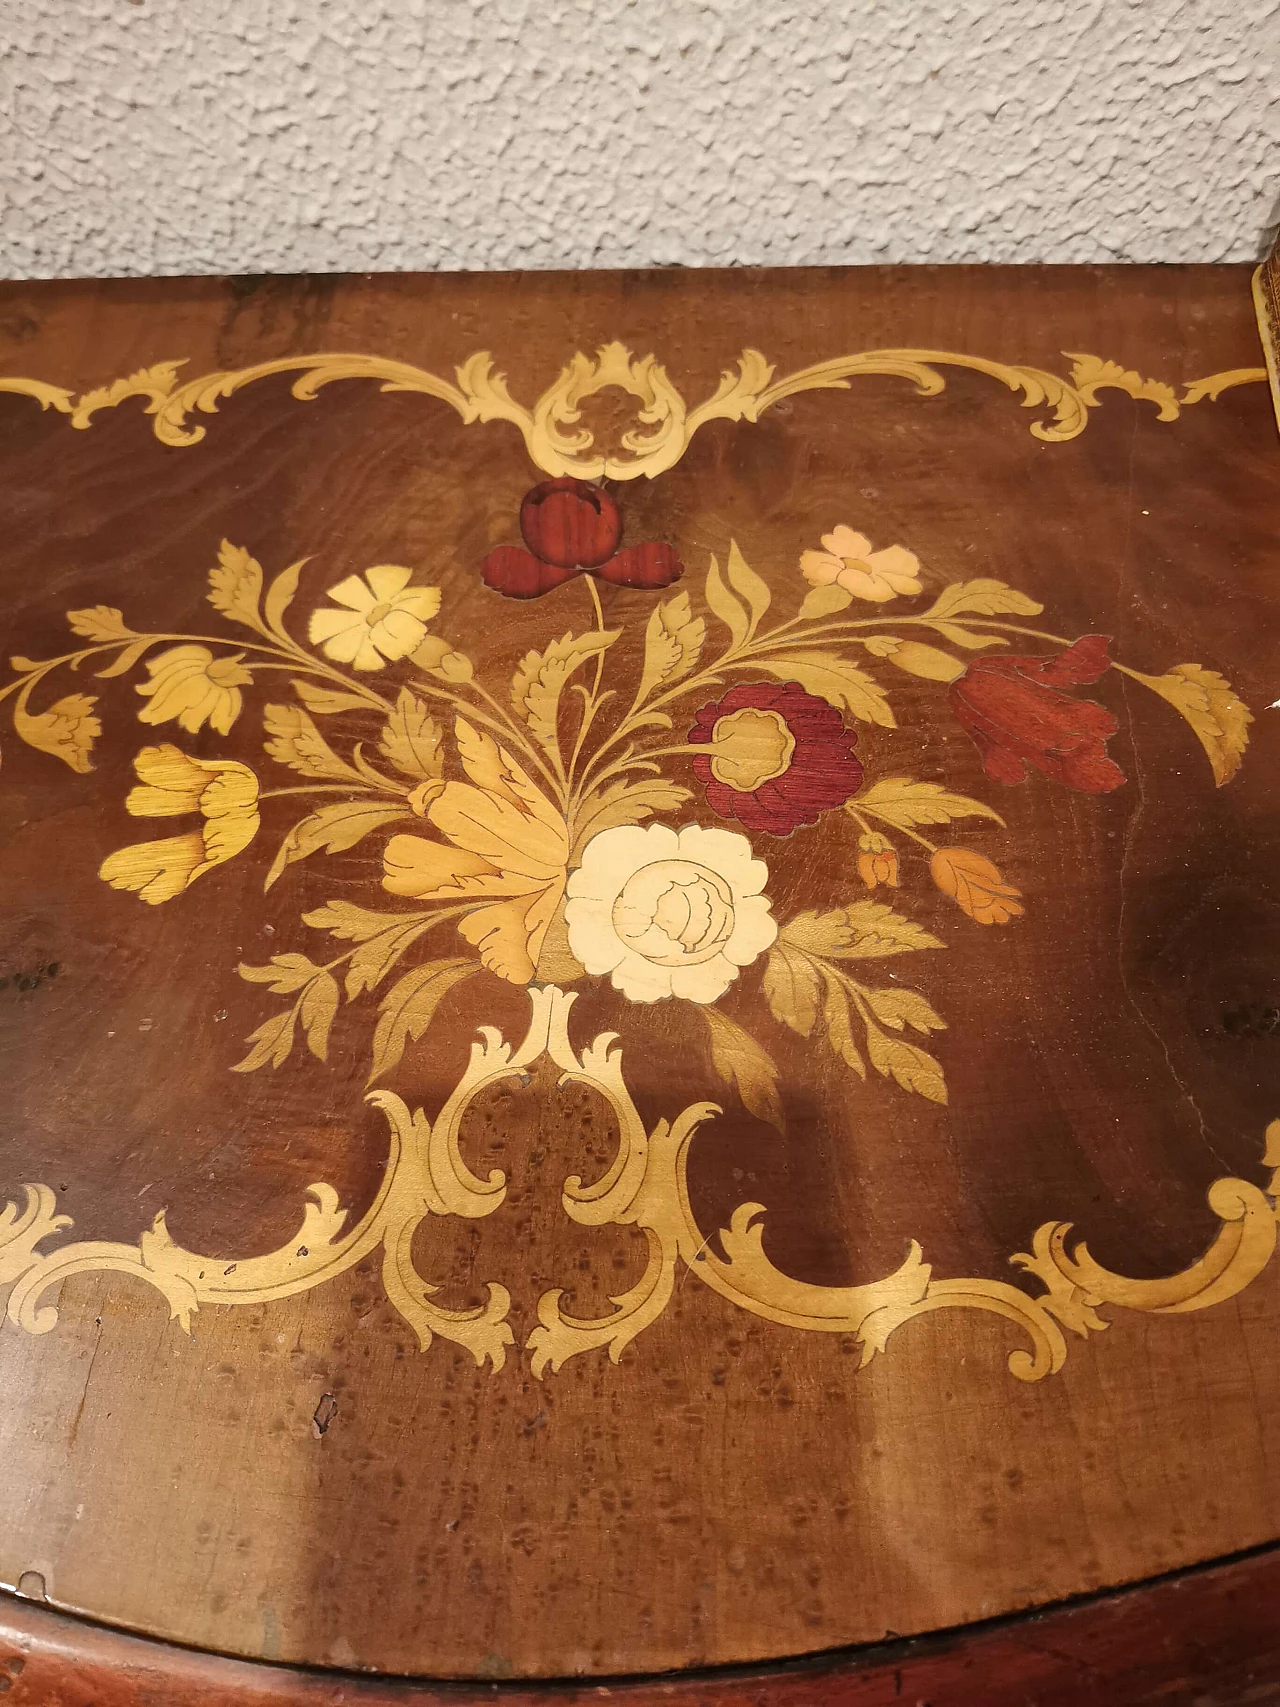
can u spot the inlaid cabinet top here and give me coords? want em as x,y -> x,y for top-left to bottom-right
0,264 -> 1277,1679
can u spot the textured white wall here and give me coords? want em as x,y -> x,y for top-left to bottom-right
1,0 -> 1277,278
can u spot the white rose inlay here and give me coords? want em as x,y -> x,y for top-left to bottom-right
565,823 -> 777,1004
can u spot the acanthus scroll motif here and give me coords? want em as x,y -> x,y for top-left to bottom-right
3,988 -> 1277,1384
2,344 -> 1266,479
0,993 -> 551,1371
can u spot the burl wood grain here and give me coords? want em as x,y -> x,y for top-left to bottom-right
0,266 -> 1277,1679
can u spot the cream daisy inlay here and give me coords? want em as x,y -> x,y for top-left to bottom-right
309,565 -> 443,670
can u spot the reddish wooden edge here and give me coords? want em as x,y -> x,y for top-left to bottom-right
3,1546 -> 1280,1707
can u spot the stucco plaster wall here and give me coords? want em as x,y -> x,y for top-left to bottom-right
1,0 -> 1277,277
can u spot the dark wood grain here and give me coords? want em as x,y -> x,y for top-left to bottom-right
0,265 -> 1277,1681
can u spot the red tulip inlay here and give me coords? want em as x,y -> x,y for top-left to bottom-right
482,478 -> 684,600
948,634 -> 1126,794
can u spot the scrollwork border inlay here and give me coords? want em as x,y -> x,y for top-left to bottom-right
0,343 -> 1267,479
4,988 -> 1276,1382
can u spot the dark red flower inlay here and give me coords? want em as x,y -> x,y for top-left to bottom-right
482,478 -> 684,600
688,681 -> 864,837
948,634 -> 1126,794
520,478 -> 620,568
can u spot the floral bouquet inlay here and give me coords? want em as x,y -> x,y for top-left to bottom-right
2,513 -> 1251,1125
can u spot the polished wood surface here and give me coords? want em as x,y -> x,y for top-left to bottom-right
0,265 -> 1277,1683
5,1548 -> 1280,1706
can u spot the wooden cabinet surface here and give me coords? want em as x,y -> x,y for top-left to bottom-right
0,260 -> 1277,1697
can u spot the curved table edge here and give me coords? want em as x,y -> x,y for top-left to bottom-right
3,1543 -> 1280,1705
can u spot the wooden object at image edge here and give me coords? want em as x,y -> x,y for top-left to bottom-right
0,249 -> 1278,1698
2,1546 -> 1280,1706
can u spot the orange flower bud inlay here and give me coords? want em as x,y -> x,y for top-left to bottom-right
856,831 -> 900,889
930,846 -> 1023,925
